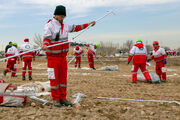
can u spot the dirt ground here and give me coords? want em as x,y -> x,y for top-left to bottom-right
0,56 -> 179,120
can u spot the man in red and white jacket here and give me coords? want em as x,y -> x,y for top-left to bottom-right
147,41 -> 167,82
128,40 -> 152,83
74,45 -> 83,68
20,39 -> 35,81
41,5 -> 96,107
4,43 -> 19,77
87,44 -> 99,70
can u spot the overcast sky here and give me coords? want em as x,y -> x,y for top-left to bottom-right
0,0 -> 180,50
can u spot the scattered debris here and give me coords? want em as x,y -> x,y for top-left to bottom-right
98,65 -> 119,71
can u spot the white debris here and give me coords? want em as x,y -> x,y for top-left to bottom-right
98,65 -> 119,71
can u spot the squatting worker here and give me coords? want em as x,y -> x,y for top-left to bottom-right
41,5 -> 96,107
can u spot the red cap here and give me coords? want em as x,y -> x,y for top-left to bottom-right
76,45 -> 79,50
24,38 -> 29,42
94,45 -> 97,49
153,41 -> 159,45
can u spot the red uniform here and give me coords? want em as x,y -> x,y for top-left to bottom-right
87,45 -> 96,69
74,46 -> 83,68
150,46 -> 167,80
128,43 -> 151,83
4,46 -> 19,77
20,40 -> 35,77
43,18 -> 89,101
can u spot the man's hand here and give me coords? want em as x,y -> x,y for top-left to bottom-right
41,45 -> 47,50
89,21 -> 96,26
18,61 -> 20,64
127,62 -> 130,65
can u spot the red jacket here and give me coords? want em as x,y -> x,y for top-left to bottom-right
128,43 -> 148,64
43,18 -> 89,57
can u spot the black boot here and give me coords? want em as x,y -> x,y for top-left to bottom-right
60,100 -> 73,107
22,76 -> 26,81
161,80 -> 166,82
147,79 -> 152,83
29,76 -> 32,80
54,101 -> 62,108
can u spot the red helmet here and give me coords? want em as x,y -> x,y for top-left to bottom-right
76,45 -> 79,50
24,38 -> 29,42
153,41 -> 159,45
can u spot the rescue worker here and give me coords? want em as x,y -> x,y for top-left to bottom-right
128,40 -> 152,83
20,38 -> 35,81
147,41 -> 167,82
74,45 -> 83,68
87,44 -> 100,70
4,43 -> 19,77
5,42 -> 12,53
41,5 -> 96,107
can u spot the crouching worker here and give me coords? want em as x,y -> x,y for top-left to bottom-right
41,5 -> 96,107
4,43 -> 19,77
87,44 -> 100,70
128,40 -> 152,83
147,41 -> 167,82
74,45 -> 83,68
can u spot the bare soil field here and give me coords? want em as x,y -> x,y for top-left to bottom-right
0,56 -> 179,120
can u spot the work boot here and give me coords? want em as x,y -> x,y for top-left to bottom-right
92,68 -> 96,70
60,100 -> 73,107
147,79 -> 152,83
3,71 -> 7,76
161,80 -> 166,83
54,101 -> 62,108
22,76 -> 26,81
29,76 -> 32,80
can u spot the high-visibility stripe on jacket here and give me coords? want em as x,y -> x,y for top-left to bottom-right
151,46 -> 167,62
43,18 -> 89,57
128,43 -> 148,64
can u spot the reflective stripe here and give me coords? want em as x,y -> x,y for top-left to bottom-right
44,41 -> 50,44
130,53 -> 134,56
81,25 -> 84,29
132,72 -> 137,74
70,25 -> 75,32
28,70 -> 32,72
23,55 -> 33,58
59,84 -> 67,87
51,86 -> 58,89
142,71 -> 148,74
46,48 -> 69,54
50,84 -> 67,89
22,70 -> 26,72
134,53 -> 146,55
44,36 -> 52,40
155,59 -> 164,62
51,37 -> 68,42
